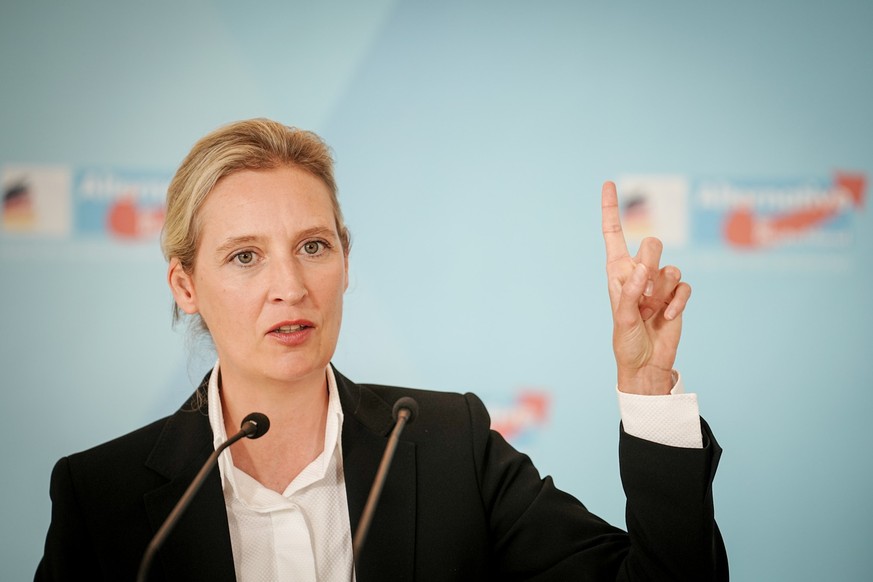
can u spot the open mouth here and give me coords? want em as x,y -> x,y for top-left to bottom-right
273,324 -> 310,333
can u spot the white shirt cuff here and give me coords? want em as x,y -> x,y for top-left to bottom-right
616,372 -> 703,449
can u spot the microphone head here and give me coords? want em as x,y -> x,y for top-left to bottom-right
241,412 -> 270,439
392,397 -> 419,424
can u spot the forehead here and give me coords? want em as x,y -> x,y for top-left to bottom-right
197,166 -> 335,232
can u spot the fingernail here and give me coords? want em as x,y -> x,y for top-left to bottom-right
640,307 -> 654,320
664,307 -> 675,320
644,280 -> 654,296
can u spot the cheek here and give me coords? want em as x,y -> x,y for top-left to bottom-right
313,268 -> 347,315
196,276 -> 259,330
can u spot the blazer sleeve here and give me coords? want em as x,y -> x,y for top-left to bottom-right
34,457 -> 101,581
465,393 -> 728,581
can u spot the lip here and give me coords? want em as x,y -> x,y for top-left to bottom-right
266,319 -> 315,347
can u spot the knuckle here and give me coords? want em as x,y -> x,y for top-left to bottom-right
663,265 -> 681,280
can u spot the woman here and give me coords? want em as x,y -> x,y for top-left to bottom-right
36,119 -> 727,581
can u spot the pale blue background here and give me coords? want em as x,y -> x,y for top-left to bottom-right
2,1 -> 872,580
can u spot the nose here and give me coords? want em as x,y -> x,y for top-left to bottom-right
268,257 -> 308,304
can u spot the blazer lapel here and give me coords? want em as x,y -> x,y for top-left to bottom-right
142,387 -> 236,582
336,369 -> 417,582
137,369 -> 417,581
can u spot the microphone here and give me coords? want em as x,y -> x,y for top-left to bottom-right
136,412 -> 270,582
352,397 -> 419,564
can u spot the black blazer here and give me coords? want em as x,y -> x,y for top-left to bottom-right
36,368 -> 728,581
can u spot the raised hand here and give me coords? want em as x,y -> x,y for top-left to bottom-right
601,181 -> 691,395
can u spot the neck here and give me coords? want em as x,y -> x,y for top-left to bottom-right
219,365 -> 329,423
217,365 -> 331,493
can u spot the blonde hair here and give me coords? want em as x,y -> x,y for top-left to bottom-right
161,118 -> 351,324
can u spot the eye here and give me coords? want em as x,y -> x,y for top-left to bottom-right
302,240 -> 327,255
233,251 -> 256,265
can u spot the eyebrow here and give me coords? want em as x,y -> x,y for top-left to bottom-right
214,235 -> 261,258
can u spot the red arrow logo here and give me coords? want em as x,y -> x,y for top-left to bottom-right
723,172 -> 865,248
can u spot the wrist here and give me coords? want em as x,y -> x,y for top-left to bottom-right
617,367 -> 675,395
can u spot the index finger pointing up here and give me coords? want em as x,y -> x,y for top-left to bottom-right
602,181 -> 630,263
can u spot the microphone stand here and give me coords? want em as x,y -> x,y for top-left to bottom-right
136,413 -> 269,582
352,397 -> 418,565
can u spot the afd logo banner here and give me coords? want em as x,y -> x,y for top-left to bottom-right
1,164 -> 169,241
618,172 -> 866,254
75,168 -> 168,240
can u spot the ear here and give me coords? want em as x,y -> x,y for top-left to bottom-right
343,252 -> 350,292
168,257 -> 199,314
